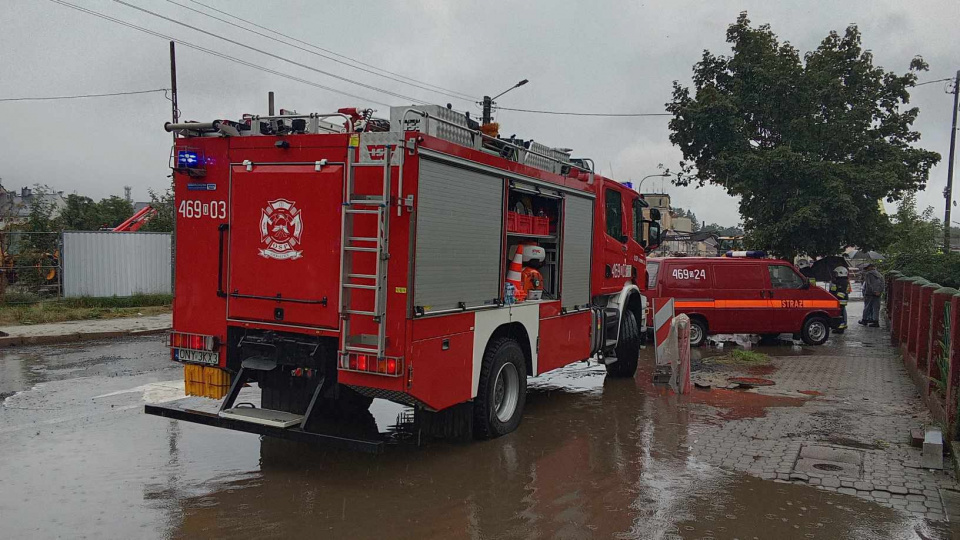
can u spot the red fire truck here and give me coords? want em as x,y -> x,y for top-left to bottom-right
146,103 -> 663,451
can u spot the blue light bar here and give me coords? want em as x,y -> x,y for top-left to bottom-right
177,150 -> 199,168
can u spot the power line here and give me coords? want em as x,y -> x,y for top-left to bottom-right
111,0 -> 429,104
164,0 -> 476,103
0,88 -> 169,103
496,106 -> 671,117
44,0 -> 393,107
185,0 -> 478,102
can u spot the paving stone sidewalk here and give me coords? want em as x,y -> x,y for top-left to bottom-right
687,304 -> 958,522
0,313 -> 171,346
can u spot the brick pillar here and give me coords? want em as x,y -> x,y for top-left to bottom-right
891,277 -> 906,345
897,277 -> 918,359
908,279 -> 930,363
887,271 -> 902,323
919,283 -> 938,375
946,293 -> 960,437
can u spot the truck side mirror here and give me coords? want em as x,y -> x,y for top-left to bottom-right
649,208 -> 661,221
648,222 -> 662,250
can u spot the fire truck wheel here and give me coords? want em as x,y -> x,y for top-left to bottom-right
801,316 -> 830,346
606,310 -> 640,378
474,337 -> 527,439
689,318 -> 708,348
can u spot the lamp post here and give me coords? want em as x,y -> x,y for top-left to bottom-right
481,79 -> 529,125
637,172 -> 670,193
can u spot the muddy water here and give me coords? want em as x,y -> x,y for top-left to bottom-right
0,329 -> 948,539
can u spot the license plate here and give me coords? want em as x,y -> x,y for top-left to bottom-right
175,348 -> 218,365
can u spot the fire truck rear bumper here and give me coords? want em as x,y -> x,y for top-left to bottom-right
144,403 -> 384,454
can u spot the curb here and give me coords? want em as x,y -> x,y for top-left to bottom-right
0,327 -> 171,348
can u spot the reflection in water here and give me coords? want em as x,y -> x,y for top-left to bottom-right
157,357 -> 939,539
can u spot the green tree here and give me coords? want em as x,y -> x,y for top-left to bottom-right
887,193 -> 941,256
57,194 -> 102,231
666,13 -> 940,259
96,196 -> 133,229
140,183 -> 174,233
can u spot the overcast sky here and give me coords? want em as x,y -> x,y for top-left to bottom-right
2,0 -> 957,227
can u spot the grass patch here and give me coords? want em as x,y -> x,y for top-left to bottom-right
708,349 -> 771,366
0,294 -> 172,326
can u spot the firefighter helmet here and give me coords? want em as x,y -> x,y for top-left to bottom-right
833,266 -> 848,277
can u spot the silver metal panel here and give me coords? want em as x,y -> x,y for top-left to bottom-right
414,159 -> 503,312
418,148 -> 595,198
562,195 -> 593,309
62,231 -> 172,297
390,105 -> 475,147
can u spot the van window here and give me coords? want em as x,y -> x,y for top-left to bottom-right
713,263 -> 765,289
662,263 -> 711,289
768,265 -> 806,289
605,189 -> 623,239
647,260 -> 660,289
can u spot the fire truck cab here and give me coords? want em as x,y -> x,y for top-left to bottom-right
149,103 -> 662,449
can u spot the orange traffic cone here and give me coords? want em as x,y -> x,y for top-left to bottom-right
506,245 -> 527,302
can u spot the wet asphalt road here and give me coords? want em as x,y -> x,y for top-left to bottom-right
0,324 -> 952,539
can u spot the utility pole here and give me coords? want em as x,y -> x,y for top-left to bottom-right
169,40 -> 178,291
481,96 -> 492,125
480,79 -> 528,126
945,70 -> 959,253
169,41 -> 179,133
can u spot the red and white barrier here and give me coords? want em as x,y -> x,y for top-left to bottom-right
653,297 -> 691,394
654,298 -> 675,367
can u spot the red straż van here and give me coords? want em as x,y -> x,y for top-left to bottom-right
644,257 -> 843,346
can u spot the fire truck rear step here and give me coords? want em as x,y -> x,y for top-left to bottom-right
219,407 -> 303,428
145,404 -> 384,453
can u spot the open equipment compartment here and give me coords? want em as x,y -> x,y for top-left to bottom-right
506,180 -> 562,300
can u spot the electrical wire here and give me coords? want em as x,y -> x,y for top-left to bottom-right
496,106 -> 671,117
44,0 -> 393,107
111,0 -> 429,104
185,0 -> 478,102
164,0 -> 476,103
0,88 -> 169,102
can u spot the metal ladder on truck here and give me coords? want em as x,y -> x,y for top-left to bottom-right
339,144 -> 394,361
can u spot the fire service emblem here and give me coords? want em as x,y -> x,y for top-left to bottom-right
259,199 -> 303,260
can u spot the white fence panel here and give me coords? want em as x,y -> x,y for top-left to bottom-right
63,231 -> 172,297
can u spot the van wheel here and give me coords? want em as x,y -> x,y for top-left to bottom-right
801,317 -> 830,345
689,318 -> 708,347
606,310 -> 639,378
474,337 -> 527,439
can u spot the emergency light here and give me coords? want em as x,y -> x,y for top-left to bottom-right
177,150 -> 200,168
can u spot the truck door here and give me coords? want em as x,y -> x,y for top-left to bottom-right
765,263 -> 810,333
599,185 -> 630,294
627,194 -> 648,285
226,163 -> 343,329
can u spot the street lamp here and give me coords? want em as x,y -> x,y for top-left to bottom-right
482,79 -> 529,125
637,172 -> 670,193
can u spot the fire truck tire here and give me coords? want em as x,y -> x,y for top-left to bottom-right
474,337 -> 527,439
689,318 -> 708,348
801,316 -> 830,346
606,310 -> 639,378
